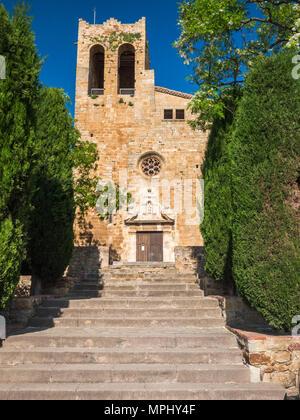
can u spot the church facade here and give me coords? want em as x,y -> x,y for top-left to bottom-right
74,17 -> 208,264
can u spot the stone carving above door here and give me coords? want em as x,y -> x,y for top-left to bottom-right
125,188 -> 174,225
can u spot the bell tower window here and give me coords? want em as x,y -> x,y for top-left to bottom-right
118,44 -> 135,95
88,45 -> 105,96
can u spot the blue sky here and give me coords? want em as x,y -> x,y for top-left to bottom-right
2,0 -> 196,116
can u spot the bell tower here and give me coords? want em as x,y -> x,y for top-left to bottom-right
75,17 -> 153,105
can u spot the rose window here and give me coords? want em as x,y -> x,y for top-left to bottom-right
141,156 -> 162,177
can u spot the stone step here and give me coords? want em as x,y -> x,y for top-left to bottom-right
83,274 -> 101,281
106,263 -> 176,270
68,290 -> 204,298
0,382 -> 285,400
72,284 -> 103,292
103,268 -> 178,273
28,317 -> 224,328
0,348 -> 243,365
104,276 -> 198,283
103,270 -> 185,275
35,307 -> 221,319
102,273 -> 197,281
106,290 -> 203,298
6,328 -> 237,349
0,263 -> 286,401
68,291 -> 103,298
102,284 -> 201,291
41,297 -> 218,309
0,364 -> 250,384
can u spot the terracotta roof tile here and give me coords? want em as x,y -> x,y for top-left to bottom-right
155,86 -> 193,100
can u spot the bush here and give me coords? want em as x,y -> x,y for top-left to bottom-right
231,50 -> 300,331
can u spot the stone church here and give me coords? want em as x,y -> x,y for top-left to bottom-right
72,17 -> 208,269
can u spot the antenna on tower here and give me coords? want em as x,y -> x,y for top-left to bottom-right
93,8 -> 96,25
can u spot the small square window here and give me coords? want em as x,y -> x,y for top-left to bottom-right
176,109 -> 185,120
164,109 -> 173,120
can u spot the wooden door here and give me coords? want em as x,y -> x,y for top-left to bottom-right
136,232 -> 150,262
136,232 -> 163,262
149,232 -> 163,262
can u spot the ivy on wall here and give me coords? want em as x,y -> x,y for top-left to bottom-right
89,32 -> 142,52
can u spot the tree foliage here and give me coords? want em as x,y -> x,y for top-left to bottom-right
27,88 -> 76,292
231,49 -> 300,331
0,3 -> 41,309
0,3 -> 100,302
28,87 -> 100,293
72,138 -> 99,219
175,0 -> 300,128
201,90 -> 241,285
0,217 -> 24,309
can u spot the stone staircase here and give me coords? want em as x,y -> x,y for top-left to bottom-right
0,263 -> 285,400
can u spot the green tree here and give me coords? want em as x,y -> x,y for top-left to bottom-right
28,87 -> 100,294
175,0 -> 300,129
231,49 -> 300,331
28,88 -> 77,294
0,3 -> 41,309
201,90 -> 241,286
0,4 -> 100,301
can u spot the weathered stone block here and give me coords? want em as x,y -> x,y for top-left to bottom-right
272,351 -> 291,364
273,363 -> 290,373
267,340 -> 289,351
288,343 -> 300,352
247,340 -> 266,353
289,361 -> 300,372
248,353 -> 271,366
271,371 -> 296,388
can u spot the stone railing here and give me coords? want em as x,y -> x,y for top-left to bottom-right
228,327 -> 300,399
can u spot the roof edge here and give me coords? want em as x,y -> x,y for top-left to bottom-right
155,86 -> 193,100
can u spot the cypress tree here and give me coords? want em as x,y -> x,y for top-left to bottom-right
231,50 -> 300,331
201,91 -> 241,287
0,3 -> 41,309
28,87 -> 78,294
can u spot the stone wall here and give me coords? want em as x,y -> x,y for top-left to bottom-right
174,246 -> 205,276
200,276 -> 231,296
174,247 -> 237,296
14,276 -> 31,297
67,246 -> 109,279
2,276 -> 80,333
216,296 -> 273,331
7,296 -> 48,329
229,327 -> 300,398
